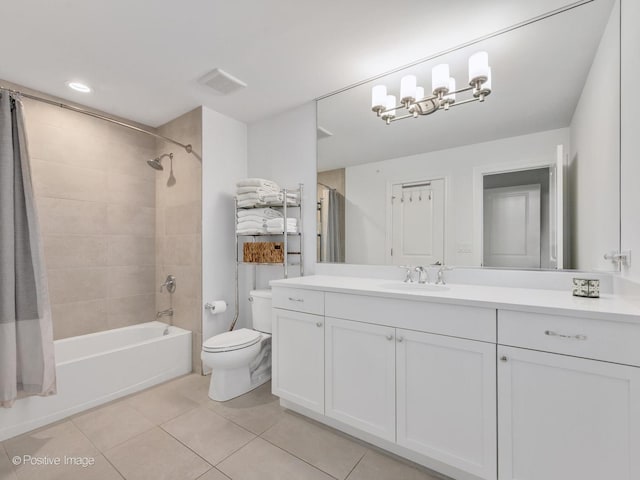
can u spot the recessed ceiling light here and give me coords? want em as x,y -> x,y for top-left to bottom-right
67,81 -> 91,93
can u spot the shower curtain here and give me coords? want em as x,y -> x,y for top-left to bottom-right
0,92 -> 56,407
320,188 -> 345,263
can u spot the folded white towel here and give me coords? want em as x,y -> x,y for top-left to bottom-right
236,185 -> 279,195
267,226 -> 298,234
237,208 -> 282,219
237,228 -> 268,235
266,218 -> 297,227
261,193 -> 299,205
238,215 -> 267,225
237,199 -> 259,208
236,219 -> 265,228
237,192 -> 264,201
236,178 -> 280,190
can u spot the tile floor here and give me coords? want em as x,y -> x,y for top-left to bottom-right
0,374 -> 444,480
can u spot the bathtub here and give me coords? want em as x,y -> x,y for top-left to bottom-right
0,321 -> 191,441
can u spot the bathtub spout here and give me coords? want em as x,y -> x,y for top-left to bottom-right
156,308 -> 174,335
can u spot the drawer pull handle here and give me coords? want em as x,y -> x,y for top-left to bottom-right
545,330 -> 587,341
500,356 -> 508,362
316,321 -> 323,327
288,297 -> 304,302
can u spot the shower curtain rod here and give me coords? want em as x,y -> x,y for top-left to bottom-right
0,85 -> 193,154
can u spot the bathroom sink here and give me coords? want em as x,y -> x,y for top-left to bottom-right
379,282 -> 450,293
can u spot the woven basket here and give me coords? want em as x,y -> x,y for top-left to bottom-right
243,242 -> 284,263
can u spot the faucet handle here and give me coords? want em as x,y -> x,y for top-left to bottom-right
399,265 -> 414,283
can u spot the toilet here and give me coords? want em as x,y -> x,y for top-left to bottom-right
201,289 -> 272,401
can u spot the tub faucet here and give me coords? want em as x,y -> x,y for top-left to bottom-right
157,308 -> 174,319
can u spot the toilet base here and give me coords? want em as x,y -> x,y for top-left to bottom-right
207,336 -> 272,402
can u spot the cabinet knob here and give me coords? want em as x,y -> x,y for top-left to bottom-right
316,321 -> 323,327
386,334 -> 394,341
500,356 -> 508,362
289,297 -> 304,302
397,336 -> 404,343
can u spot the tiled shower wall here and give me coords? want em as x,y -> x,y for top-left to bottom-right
155,107 -> 203,373
23,95 -> 158,340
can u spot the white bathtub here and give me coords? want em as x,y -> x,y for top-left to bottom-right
0,321 -> 191,441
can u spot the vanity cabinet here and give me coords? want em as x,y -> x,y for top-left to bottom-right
397,329 -> 496,480
325,317 -> 396,441
497,345 -> 640,480
272,308 -> 325,413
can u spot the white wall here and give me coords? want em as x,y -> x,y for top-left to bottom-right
202,107 -> 247,343
247,102 -> 318,283
345,128 -> 569,267
621,0 -> 640,283
569,0 -> 620,272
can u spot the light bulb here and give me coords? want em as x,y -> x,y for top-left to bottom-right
400,75 -> 417,103
483,68 -> 492,92
468,51 -> 490,85
432,64 -> 450,94
415,86 -> 425,101
371,85 -> 387,110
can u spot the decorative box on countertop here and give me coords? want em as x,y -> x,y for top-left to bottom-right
573,278 -> 600,298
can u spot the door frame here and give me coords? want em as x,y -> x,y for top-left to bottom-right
385,176 -> 448,265
472,157 -> 559,268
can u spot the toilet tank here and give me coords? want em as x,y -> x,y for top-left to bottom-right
249,289 -> 273,333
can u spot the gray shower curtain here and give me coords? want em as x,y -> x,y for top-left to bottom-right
320,188 -> 345,263
0,92 -> 56,407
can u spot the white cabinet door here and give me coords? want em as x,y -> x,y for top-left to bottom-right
272,308 -> 324,413
325,317 -> 396,441
498,345 -> 640,480
397,329 -> 497,480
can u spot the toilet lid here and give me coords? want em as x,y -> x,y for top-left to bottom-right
203,329 -> 262,352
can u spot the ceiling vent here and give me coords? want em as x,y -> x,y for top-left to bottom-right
199,68 -> 247,95
317,126 -> 333,140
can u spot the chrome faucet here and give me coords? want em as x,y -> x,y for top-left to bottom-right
400,265 -> 415,283
156,308 -> 174,335
156,308 -> 174,319
414,266 -> 430,284
434,264 -> 453,285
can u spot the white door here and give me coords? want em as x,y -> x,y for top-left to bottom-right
498,346 -> 640,480
483,184 -> 541,268
391,180 -> 445,266
397,330 -> 497,480
325,317 -> 396,441
272,308 -> 324,413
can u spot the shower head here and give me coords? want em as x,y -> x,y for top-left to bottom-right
147,158 -> 164,170
146,152 -> 173,171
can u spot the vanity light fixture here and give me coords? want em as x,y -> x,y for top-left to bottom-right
67,81 -> 92,93
371,51 -> 492,125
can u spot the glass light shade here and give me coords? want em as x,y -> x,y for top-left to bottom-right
432,64 -> 450,94
385,95 -> 397,116
468,51 -> 490,83
483,68 -> 492,92
445,78 -> 456,102
415,86 -> 425,101
400,75 -> 417,101
371,85 -> 387,109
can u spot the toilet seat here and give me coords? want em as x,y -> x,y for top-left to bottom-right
203,328 -> 262,353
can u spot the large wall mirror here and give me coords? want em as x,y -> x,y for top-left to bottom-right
316,0 -> 620,271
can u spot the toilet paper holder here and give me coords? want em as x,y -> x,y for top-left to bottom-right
205,301 -> 227,312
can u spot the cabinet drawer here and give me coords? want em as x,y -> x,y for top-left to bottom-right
326,292 -> 496,343
499,310 -> 640,366
272,287 -> 324,315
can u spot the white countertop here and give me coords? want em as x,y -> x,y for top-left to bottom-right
271,275 -> 640,323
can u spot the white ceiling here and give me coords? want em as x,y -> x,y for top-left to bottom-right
317,0 -> 616,171
0,0 -> 588,127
